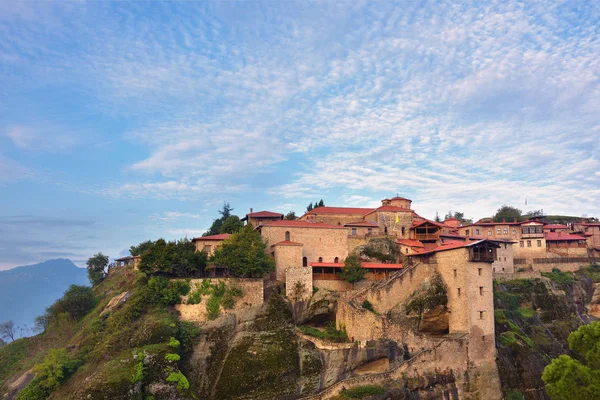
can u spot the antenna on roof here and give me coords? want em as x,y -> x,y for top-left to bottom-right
525,198 -> 528,206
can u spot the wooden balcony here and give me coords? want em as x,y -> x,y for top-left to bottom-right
521,232 -> 544,239
415,232 -> 440,241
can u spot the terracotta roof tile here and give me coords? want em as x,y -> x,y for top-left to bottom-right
245,210 -> 283,218
191,233 -> 232,242
309,262 -> 403,269
272,240 -> 303,246
396,239 -> 425,247
261,220 -> 347,229
304,206 -> 374,215
545,232 -> 586,241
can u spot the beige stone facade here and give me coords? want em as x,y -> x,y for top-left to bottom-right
272,241 -> 303,281
285,267 -> 313,302
191,233 -> 231,256
493,241 -> 515,273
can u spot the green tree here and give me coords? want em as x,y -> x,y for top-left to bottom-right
129,240 -> 153,256
340,255 -> 365,284
434,212 -> 441,222
443,211 -> 472,225
318,199 -> 325,207
284,211 -> 297,220
139,238 -> 207,277
306,202 -> 313,212
211,224 -> 275,278
0,320 -> 15,342
405,274 -> 447,330
219,215 -> 243,234
493,205 -> 522,222
86,252 -> 109,285
542,321 -> 600,399
49,285 -> 96,320
204,202 -> 235,236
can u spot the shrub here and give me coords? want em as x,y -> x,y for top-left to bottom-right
340,384 -> 386,398
298,322 -> 348,343
542,269 -> 575,285
405,273 -> 447,330
131,361 -> 145,383
361,299 -> 377,313
165,353 -> 181,362
340,255 -> 365,284
16,349 -> 81,399
139,238 -> 208,277
206,296 -> 221,320
49,285 -> 96,321
147,277 -> 190,306
169,337 -> 181,349
166,371 -> 190,390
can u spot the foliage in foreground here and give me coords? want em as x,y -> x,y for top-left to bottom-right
542,320 -> 600,399
87,252 -> 109,285
339,384 -> 386,398
298,323 -> 348,343
211,224 -> 275,278
139,238 -> 208,277
340,255 -> 365,284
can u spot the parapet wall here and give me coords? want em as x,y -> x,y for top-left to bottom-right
286,267 -> 313,302
175,278 -> 263,323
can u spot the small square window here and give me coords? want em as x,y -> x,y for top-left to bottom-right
496,228 -> 501,235
478,268 -> 482,276
453,269 -> 457,277
503,228 -> 508,234
476,229 -> 480,235
488,230 -> 492,236
479,286 -> 483,295
537,240 -> 542,247
479,311 -> 484,320
520,241 -> 524,248
527,240 -> 531,247
457,288 -> 461,296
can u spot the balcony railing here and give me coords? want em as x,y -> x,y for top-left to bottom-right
415,232 -> 440,241
521,232 -> 544,238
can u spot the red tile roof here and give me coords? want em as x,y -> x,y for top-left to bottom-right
373,205 -> 413,213
309,262 -> 403,269
243,210 -> 283,219
396,239 -> 425,247
304,206 -> 374,215
411,219 -> 445,228
272,240 -> 303,246
543,224 -> 569,230
545,232 -> 586,241
411,239 -> 499,256
191,233 -> 232,242
344,220 -> 379,227
261,220 -> 347,229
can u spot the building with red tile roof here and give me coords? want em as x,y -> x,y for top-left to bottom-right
242,209 -> 283,227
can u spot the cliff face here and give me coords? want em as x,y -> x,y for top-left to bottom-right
494,268 -> 600,399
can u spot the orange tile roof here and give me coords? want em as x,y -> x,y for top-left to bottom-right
396,239 -> 425,247
245,210 -> 283,218
543,224 -> 569,229
191,233 -> 232,242
304,206 -> 374,215
261,220 -> 347,229
309,262 -> 403,269
373,205 -> 413,212
545,232 -> 586,241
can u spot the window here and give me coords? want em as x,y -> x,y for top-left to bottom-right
512,229 -> 516,235
203,245 -> 212,253
367,228 -> 372,235
479,311 -> 484,320
503,228 -> 508,235
479,286 -> 484,296
334,257 -> 339,263
457,288 -> 461,296
453,269 -> 457,278
482,335 -> 486,342
466,229 -> 470,236
504,244 -> 507,249
502,267 -> 505,272
351,228 -> 357,235
504,257 -> 506,261
488,230 -> 492,236
478,268 -> 482,276
302,257 -> 307,267
318,257 -> 323,262
527,240 -> 531,247
496,228 -> 501,235
537,240 -> 542,247
520,241 -> 524,247
285,231 -> 290,241
402,227 -> 405,236
476,229 -> 480,235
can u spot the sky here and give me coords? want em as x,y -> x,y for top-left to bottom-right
0,1 -> 599,270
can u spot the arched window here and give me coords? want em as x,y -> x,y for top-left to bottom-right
402,227 -> 405,236
334,257 -> 339,263
318,257 -> 323,262
302,257 -> 307,267
285,231 -> 290,241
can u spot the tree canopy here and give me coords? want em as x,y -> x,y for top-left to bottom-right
219,215 -> 243,234
340,255 -> 365,284
139,238 -> 208,277
443,211 -> 473,225
284,211 -> 297,220
306,199 -> 325,212
129,240 -> 153,256
86,253 -> 109,285
49,285 -> 96,321
493,205 -> 523,222
211,224 -> 275,278
542,321 -> 600,399
204,202 -> 235,236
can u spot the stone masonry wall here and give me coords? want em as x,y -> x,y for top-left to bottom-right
273,244 -> 303,281
286,267 -> 313,302
261,225 -> 349,265
175,278 -> 263,323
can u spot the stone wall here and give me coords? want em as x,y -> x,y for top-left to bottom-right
363,210 -> 413,239
286,267 -> 313,302
175,278 -> 263,323
273,243 -> 303,281
261,225 -> 349,265
314,279 -> 354,292
300,213 -> 368,226
494,271 -> 542,281
493,243 -> 514,273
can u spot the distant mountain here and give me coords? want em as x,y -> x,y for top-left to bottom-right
0,259 -> 89,337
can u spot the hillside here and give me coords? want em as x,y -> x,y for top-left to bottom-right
0,259 -> 89,335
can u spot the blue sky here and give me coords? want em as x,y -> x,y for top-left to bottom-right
1,1 -> 599,269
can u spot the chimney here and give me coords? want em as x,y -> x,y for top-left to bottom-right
250,208 -> 253,214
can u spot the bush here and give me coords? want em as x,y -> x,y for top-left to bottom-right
298,322 -> 348,343
340,255 -> 365,284
166,371 -> 190,390
169,337 -> 181,349
139,238 -> 208,277
340,384 -> 386,398
206,296 -> 221,320
48,285 -> 96,321
362,299 -> 376,313
542,269 -> 575,285
165,353 -> 181,362
147,277 -> 190,306
16,349 -> 81,399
